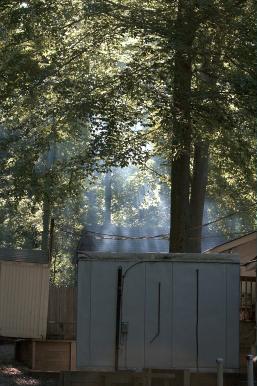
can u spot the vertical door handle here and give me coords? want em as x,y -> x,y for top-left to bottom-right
150,282 -> 161,343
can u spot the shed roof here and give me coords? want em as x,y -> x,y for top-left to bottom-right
0,249 -> 48,264
78,251 -> 240,264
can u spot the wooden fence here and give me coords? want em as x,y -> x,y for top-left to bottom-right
47,286 -> 77,340
240,276 -> 256,321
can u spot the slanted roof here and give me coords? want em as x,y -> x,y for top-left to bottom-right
205,231 -> 257,276
0,249 -> 48,264
205,231 -> 257,253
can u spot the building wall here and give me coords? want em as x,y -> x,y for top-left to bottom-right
0,261 -> 49,339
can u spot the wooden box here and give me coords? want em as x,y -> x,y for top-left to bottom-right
16,339 -> 76,372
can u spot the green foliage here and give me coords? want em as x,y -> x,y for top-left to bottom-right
84,160 -> 170,228
0,0 -> 255,278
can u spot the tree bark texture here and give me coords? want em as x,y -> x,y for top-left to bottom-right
169,0 -> 198,252
187,142 -> 209,252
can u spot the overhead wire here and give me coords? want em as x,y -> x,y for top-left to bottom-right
190,202 -> 257,231
55,202 -> 256,241
56,228 -> 256,241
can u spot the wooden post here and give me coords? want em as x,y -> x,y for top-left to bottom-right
216,358 -> 223,386
147,369 -> 152,386
247,354 -> 254,386
70,341 -> 76,370
184,370 -> 191,386
31,341 -> 36,370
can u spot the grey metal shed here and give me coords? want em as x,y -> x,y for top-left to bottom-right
77,253 -> 240,372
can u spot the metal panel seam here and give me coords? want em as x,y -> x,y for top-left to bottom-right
169,264 -> 174,367
143,263 -> 146,369
171,262 -> 174,367
39,266 -> 49,338
89,261 -> 92,367
225,264 -> 228,367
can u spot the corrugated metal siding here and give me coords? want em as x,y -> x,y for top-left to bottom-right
0,261 -> 49,339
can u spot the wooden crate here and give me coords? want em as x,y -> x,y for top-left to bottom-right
16,339 -> 76,372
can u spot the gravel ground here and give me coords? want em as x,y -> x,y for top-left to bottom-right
0,366 -> 58,386
0,343 -> 59,386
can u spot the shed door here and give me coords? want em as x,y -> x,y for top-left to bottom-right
144,262 -> 173,368
172,263 -> 197,368
119,263 -> 145,369
198,264 -> 226,367
120,262 -> 173,370
172,263 -> 227,369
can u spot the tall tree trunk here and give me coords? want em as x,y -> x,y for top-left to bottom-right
185,21 -> 221,252
170,152 -> 191,252
104,172 -> 112,226
187,142 -> 209,252
41,193 -> 51,251
169,1 -> 198,252
41,119 -> 56,251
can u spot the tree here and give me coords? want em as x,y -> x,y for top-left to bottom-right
0,0 -> 255,262
0,0 -> 147,251
86,0 -> 256,252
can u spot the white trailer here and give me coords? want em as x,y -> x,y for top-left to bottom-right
77,253 -> 240,372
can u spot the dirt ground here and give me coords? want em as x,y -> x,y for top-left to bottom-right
0,366 -> 58,386
0,343 -> 59,386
